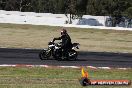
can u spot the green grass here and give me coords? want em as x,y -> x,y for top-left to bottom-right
0,23 -> 132,53
0,67 -> 131,88
0,23 -> 131,87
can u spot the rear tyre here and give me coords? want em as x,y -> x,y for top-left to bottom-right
68,50 -> 78,61
39,50 -> 51,60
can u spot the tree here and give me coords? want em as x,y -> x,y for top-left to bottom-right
16,0 -> 32,12
5,0 -> 17,11
0,0 -> 6,10
31,0 -> 45,13
86,0 -> 106,15
76,0 -> 87,16
124,7 -> 132,18
111,0 -> 131,26
64,0 -> 85,24
52,0 -> 65,13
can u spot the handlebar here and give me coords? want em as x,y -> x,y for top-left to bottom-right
48,41 -> 62,47
48,41 -> 54,45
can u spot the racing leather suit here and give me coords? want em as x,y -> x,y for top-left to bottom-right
53,33 -> 72,58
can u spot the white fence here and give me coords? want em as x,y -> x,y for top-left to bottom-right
0,10 -> 131,31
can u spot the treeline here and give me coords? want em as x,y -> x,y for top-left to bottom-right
0,0 -> 131,17
0,0 -> 132,25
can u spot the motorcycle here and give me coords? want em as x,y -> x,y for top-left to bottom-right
39,41 -> 80,61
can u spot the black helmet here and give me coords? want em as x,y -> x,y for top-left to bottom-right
61,28 -> 67,35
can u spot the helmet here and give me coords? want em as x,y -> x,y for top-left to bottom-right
61,28 -> 67,35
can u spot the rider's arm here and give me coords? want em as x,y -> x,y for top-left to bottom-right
53,37 -> 61,42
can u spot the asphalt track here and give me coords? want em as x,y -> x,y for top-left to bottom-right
0,48 -> 132,68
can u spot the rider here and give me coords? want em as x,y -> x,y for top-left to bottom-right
52,28 -> 72,59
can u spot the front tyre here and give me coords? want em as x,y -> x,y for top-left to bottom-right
39,49 -> 51,60
68,50 -> 78,61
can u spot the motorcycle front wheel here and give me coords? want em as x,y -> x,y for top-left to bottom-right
39,49 -> 51,60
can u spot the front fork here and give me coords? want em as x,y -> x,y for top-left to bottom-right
44,48 -> 52,57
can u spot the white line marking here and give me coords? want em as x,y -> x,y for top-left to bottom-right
0,64 -> 130,70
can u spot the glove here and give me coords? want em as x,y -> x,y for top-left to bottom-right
50,41 -> 54,43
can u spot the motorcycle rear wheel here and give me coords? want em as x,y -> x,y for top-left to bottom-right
68,50 -> 78,61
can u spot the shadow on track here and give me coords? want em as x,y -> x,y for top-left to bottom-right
38,50 -> 132,62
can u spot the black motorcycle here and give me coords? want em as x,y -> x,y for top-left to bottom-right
39,41 -> 80,61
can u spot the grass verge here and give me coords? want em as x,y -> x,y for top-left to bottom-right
0,23 -> 132,53
0,67 -> 131,88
